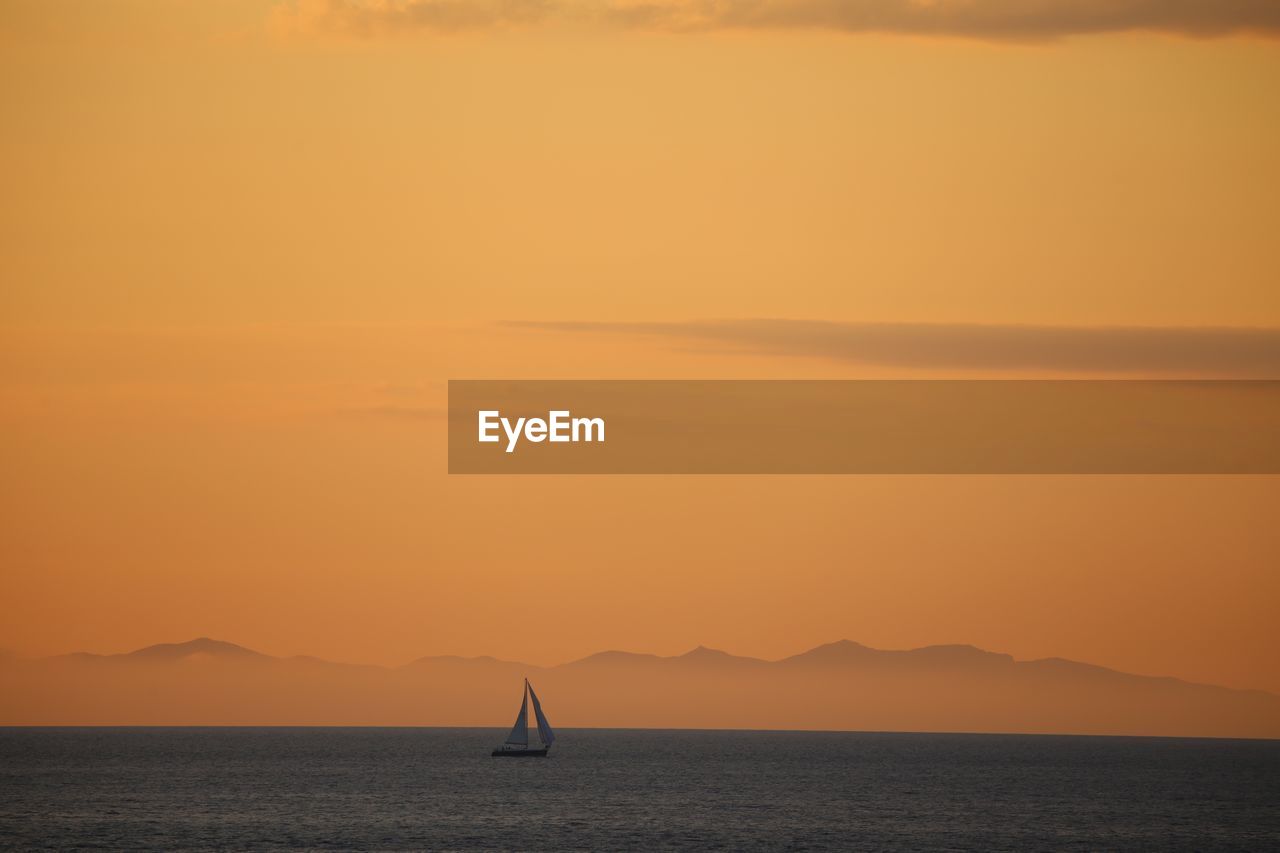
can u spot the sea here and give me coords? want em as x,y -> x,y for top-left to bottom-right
1,728 -> 1277,851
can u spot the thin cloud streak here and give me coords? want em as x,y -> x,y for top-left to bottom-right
602,0 -> 1280,38
510,320 -> 1280,375
272,0 -> 1280,38
336,404 -> 447,420
272,0 -> 555,35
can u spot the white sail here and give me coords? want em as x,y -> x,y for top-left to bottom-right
528,681 -> 556,748
503,685 -> 529,746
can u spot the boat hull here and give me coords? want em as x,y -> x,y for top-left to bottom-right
491,747 -> 548,757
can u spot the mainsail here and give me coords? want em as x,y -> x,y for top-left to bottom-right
528,681 -> 556,748
503,685 -> 529,746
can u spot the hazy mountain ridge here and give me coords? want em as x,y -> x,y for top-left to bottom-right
3,638 -> 1276,737
51,637 -> 269,664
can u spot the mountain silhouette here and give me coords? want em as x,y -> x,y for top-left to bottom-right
58,637 -> 268,663
2,638 -> 1276,738
781,640 -> 1015,670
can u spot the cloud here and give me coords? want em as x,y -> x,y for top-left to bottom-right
510,319 -> 1280,375
272,0 -> 1280,38
336,404 -> 448,420
272,0 -> 555,36
601,0 -> 1280,39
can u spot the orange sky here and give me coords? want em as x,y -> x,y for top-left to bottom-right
1,3 -> 1278,695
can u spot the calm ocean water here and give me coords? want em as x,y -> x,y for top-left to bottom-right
1,728 -> 1277,851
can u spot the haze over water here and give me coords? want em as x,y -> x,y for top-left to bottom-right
2,728 -> 1277,850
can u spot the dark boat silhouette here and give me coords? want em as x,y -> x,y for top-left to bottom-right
492,678 -> 556,757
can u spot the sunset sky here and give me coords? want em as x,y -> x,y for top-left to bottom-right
2,1 -> 1278,698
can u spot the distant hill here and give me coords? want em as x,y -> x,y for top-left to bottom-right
56,637 -> 269,664
2,638 -> 1276,738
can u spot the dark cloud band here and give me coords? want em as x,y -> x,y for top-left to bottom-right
511,320 -> 1280,375
276,0 -> 1280,38
603,0 -> 1280,38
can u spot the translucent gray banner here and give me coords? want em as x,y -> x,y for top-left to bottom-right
448,380 -> 1280,474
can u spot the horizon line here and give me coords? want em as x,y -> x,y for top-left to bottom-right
0,724 -> 1276,743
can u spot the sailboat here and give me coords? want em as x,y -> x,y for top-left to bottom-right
491,678 -> 556,757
